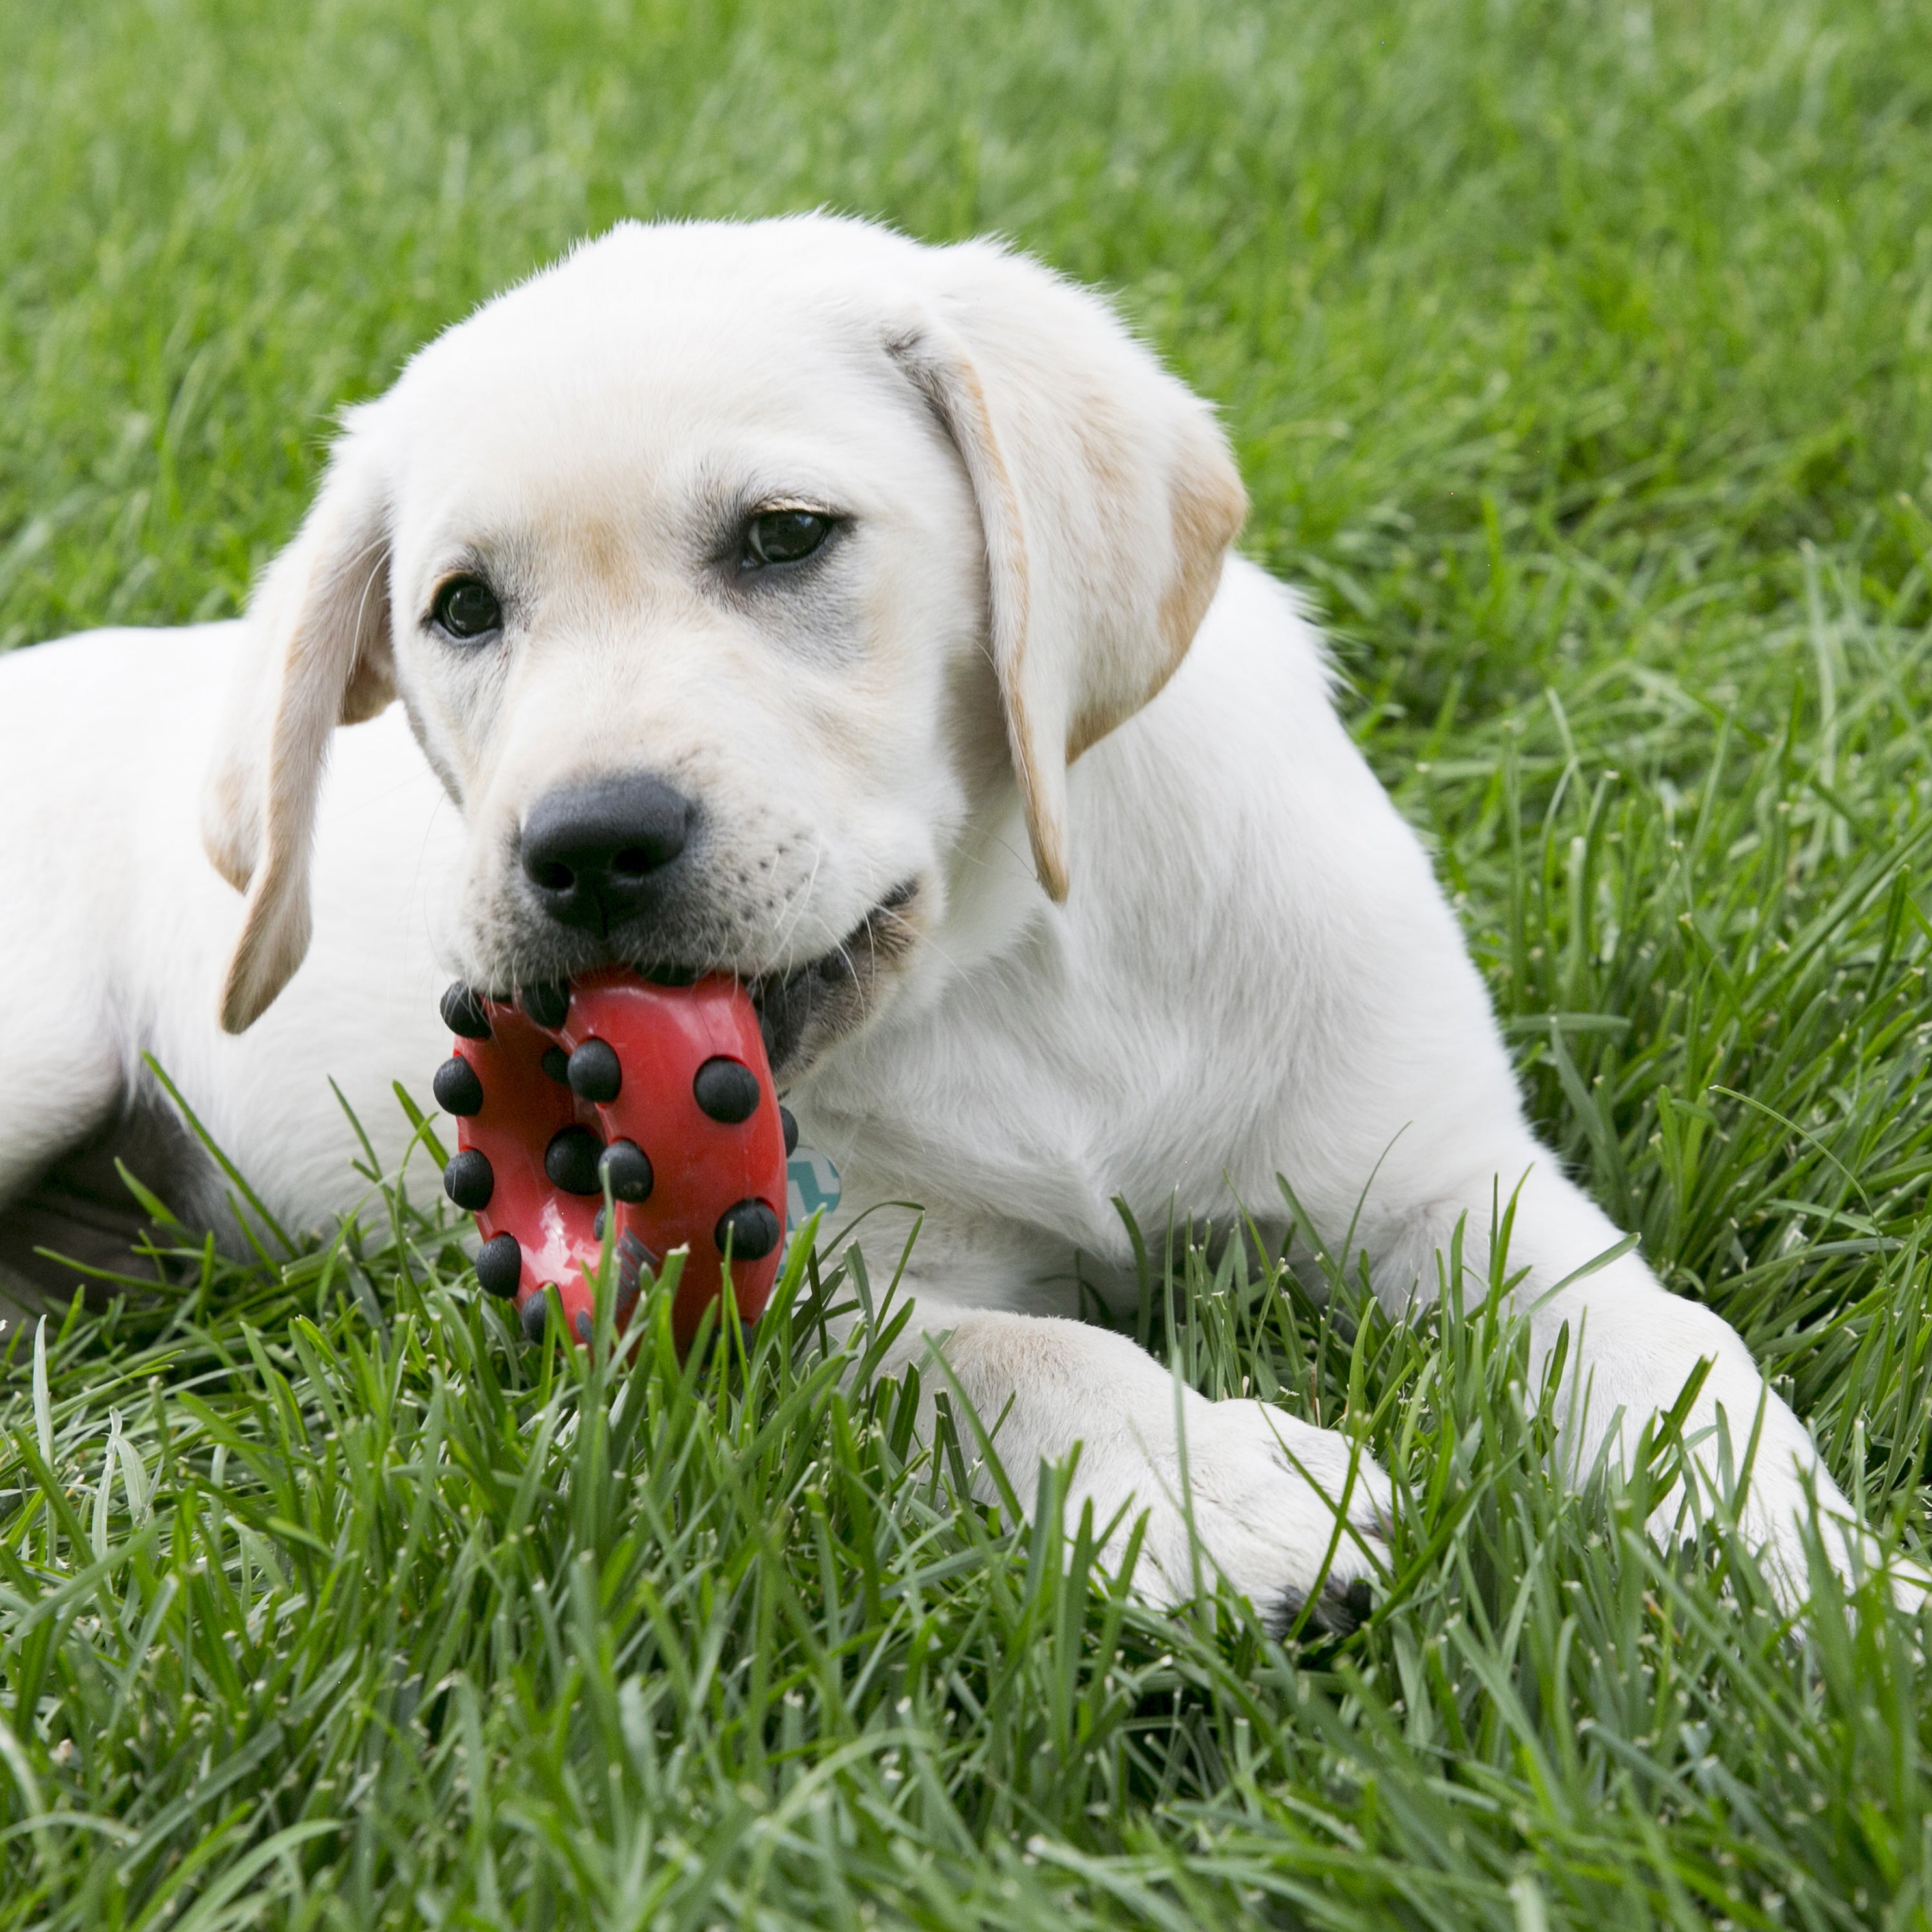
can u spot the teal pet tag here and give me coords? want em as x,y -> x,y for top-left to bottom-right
784,1146 -> 842,1253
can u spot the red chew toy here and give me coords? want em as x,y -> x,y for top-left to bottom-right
433,968 -> 790,1352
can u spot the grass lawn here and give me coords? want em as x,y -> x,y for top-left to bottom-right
3,0 -> 1931,1924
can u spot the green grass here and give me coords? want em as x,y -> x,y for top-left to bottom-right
3,0 -> 1931,1924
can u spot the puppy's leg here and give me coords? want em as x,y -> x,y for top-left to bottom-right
0,972 -> 128,1322
827,1218 -> 1390,1629
1369,1153 -> 1883,1605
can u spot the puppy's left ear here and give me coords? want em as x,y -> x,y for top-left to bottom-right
201,414 -> 395,1032
889,242 -> 1247,900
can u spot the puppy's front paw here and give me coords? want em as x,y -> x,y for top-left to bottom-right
914,1308 -> 1390,1633
1095,1397 -> 1392,1633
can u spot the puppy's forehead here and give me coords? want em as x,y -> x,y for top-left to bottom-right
383,243 -> 927,526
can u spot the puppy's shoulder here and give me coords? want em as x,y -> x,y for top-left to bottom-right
1102,553 -> 1350,784
1186,553 -> 1338,710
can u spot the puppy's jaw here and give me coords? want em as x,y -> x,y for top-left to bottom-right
751,878 -> 929,1084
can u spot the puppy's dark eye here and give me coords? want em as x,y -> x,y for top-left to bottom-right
742,509 -> 833,569
431,576 -> 502,640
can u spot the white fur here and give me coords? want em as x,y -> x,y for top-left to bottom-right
0,217 -> 1885,1621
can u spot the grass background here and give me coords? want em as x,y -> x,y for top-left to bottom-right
2,0 -> 1931,1924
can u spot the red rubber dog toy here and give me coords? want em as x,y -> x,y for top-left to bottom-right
432,968 -> 791,1352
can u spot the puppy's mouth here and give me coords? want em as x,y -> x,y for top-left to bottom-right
469,873 -> 926,1085
623,878 -> 924,1085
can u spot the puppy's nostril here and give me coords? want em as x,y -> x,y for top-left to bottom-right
535,861 -> 575,893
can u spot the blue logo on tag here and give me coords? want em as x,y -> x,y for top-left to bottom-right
784,1147 -> 841,1248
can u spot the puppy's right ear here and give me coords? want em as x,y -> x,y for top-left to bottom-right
202,416 -> 395,1033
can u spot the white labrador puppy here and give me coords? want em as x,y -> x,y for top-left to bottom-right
0,216 -> 1866,1625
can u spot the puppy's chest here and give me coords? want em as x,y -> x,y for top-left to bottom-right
786,992 -> 1267,1255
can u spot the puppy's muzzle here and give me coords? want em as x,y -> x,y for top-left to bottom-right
519,773 -> 694,933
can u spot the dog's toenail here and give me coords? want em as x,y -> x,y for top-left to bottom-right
567,1037 -> 622,1103
520,981 -> 571,1028
443,1148 -> 495,1211
693,1056 -> 760,1123
715,1199 -> 780,1260
544,1124 -> 604,1195
432,1055 -> 485,1116
440,983 -> 491,1040
475,1231 -> 521,1297
599,1139 -> 653,1203
574,1311 -> 593,1343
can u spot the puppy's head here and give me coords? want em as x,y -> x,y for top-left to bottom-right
204,217 -> 1245,1072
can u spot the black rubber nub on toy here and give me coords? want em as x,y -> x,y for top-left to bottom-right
520,1292 -> 550,1343
520,981 -> 571,1029
715,1199 -> 780,1260
567,1037 -> 622,1103
475,1232 -> 521,1298
780,1105 -> 799,1157
440,983 -> 491,1040
443,1149 -> 495,1211
544,1124 -> 604,1195
540,1046 -> 571,1084
600,1139 -> 654,1203
693,1057 -> 760,1123
433,1056 -> 485,1117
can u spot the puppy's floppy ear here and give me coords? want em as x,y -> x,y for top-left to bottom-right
202,415 -> 395,1033
889,242 -> 1247,901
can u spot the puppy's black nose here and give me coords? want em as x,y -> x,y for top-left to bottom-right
519,775 -> 693,931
